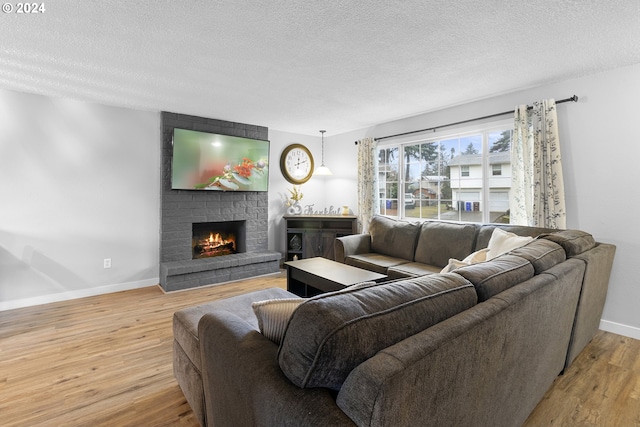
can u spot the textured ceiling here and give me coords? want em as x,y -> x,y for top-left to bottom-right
1,1 -> 640,135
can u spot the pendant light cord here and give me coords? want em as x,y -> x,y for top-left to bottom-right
320,130 -> 326,164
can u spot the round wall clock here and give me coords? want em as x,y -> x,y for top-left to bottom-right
280,144 -> 314,184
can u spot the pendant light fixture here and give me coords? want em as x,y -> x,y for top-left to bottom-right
314,130 -> 332,176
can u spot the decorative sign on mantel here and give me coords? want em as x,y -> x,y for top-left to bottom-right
301,204 -> 351,216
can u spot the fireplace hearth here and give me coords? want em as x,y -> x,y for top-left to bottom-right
192,221 -> 246,260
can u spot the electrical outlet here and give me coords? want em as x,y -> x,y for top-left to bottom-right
103,258 -> 112,269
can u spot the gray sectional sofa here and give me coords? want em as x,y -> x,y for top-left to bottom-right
173,215 -> 615,427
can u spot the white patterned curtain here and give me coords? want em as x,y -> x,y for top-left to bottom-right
510,99 -> 566,229
357,137 -> 380,233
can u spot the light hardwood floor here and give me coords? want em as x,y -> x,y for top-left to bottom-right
1,272 -> 638,426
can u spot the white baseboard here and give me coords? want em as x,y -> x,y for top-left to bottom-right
600,319 -> 640,341
0,278 -> 159,312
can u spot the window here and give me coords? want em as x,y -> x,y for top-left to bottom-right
378,147 -> 399,216
377,121 -> 513,223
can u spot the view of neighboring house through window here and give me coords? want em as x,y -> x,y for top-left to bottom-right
377,121 -> 513,223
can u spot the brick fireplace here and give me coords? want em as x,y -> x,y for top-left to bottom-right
159,112 -> 280,291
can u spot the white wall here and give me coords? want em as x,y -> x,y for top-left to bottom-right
0,89 -> 160,310
322,63 -> 640,339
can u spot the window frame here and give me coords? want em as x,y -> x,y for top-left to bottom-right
376,118 -> 513,223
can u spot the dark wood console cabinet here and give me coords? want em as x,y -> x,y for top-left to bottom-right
284,215 -> 357,262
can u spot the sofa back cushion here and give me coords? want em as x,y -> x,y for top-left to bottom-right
509,239 -> 566,274
278,274 -> 477,390
414,221 -> 479,268
454,254 -> 535,301
369,215 -> 421,261
541,229 -> 596,257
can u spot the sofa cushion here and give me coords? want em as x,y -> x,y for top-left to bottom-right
542,229 -> 596,257
509,239 -> 566,274
252,298 -> 305,345
454,254 -> 535,301
278,274 -> 477,390
387,262 -> 442,279
369,215 -> 421,261
345,253 -> 410,275
414,221 -> 479,267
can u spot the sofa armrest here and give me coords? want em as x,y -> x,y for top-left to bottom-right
335,234 -> 372,263
198,311 -> 355,427
564,242 -> 616,368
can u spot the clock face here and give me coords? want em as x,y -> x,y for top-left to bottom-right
280,144 -> 314,184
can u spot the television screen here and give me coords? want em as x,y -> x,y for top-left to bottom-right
171,128 -> 269,191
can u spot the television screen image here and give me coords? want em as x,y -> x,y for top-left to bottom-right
171,128 -> 269,191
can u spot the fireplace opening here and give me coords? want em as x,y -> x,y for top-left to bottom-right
192,221 -> 246,259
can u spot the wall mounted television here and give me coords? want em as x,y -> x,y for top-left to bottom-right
171,128 -> 269,191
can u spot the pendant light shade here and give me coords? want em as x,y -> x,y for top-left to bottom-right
314,130 -> 332,176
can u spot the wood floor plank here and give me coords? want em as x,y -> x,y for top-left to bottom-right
1,271 -> 638,426
523,331 -> 640,427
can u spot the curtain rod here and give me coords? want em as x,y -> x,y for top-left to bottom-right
355,95 -> 578,144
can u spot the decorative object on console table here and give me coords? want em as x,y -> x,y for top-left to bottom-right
285,185 -> 304,215
288,233 -> 303,262
286,202 -> 303,215
284,215 -> 357,261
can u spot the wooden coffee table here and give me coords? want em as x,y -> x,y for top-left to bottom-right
284,257 -> 387,297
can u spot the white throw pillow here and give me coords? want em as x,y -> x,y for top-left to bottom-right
252,298 -> 305,344
440,248 -> 490,273
440,259 -> 468,273
486,228 -> 533,260
463,247 -> 489,264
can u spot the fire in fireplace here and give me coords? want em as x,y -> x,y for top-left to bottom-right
194,231 -> 236,258
192,221 -> 246,259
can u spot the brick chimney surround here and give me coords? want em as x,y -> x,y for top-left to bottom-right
159,112 -> 280,291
